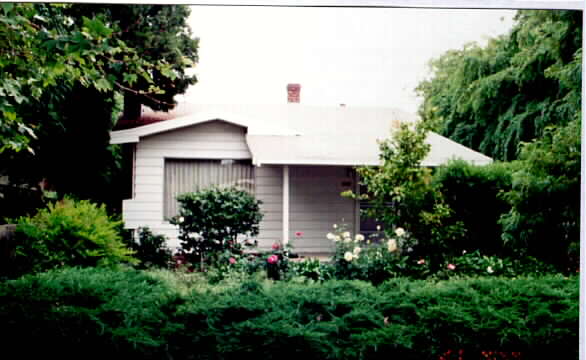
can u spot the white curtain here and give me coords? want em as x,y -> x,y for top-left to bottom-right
164,159 -> 255,218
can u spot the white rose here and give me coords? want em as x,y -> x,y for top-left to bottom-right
394,227 -> 405,237
335,235 -> 341,242
387,239 -> 397,253
178,216 -> 185,223
333,224 -> 338,229
353,246 -> 361,255
326,232 -> 336,240
487,266 -> 494,274
343,237 -> 352,243
355,234 -> 365,242
342,231 -> 350,238
344,251 -> 354,262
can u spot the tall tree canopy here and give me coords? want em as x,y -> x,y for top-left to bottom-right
416,10 -> 581,161
0,4 -> 198,218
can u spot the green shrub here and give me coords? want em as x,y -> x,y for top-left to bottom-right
290,257 -> 335,282
500,120 -> 580,271
433,159 -> 519,256
0,267 -> 184,358
170,187 -> 263,271
12,198 -> 136,276
346,123 -> 466,270
0,268 -> 578,359
130,227 -> 173,269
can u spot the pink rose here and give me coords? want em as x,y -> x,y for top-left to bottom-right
229,257 -> 236,265
295,231 -> 304,237
417,259 -> 425,265
447,263 -> 456,270
267,255 -> 279,264
272,242 -> 280,250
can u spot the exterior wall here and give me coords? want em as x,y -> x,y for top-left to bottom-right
122,120 -> 251,248
123,121 -> 357,254
288,166 -> 356,253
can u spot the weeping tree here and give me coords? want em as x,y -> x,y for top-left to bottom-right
416,10 -> 581,161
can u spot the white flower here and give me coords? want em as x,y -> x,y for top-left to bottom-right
342,231 -> 351,238
344,251 -> 354,262
353,246 -> 361,255
462,250 -> 467,255
355,234 -> 365,242
394,227 -> 405,237
335,235 -> 341,242
333,224 -> 338,229
343,237 -> 352,243
178,216 -> 185,223
487,266 -> 494,274
387,239 -> 397,253
376,225 -> 381,231
326,232 -> 336,241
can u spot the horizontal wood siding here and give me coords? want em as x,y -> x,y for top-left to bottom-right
289,166 -> 356,253
123,120 -> 251,246
255,165 -> 283,248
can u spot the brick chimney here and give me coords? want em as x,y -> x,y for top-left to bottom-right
287,83 -> 301,103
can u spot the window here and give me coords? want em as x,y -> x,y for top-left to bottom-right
164,159 -> 255,219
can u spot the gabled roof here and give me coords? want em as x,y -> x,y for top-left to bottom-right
110,103 -> 492,166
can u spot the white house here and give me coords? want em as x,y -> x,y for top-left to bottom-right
110,85 -> 492,255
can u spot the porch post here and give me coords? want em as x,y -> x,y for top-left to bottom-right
282,165 -> 290,244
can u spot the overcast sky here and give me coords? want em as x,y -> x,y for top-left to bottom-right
180,6 -> 517,113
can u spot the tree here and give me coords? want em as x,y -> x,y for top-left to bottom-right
499,119 -> 580,271
0,4 -> 199,217
416,10 -> 582,161
345,123 -> 465,269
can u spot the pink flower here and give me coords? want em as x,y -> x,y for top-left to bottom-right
267,255 -> 279,264
229,257 -> 236,265
447,263 -> 456,270
295,231 -> 304,237
272,242 -> 280,250
417,259 -> 425,265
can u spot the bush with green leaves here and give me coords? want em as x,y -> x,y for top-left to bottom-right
431,250 -> 557,280
432,159 -> 520,257
11,197 -> 136,276
129,227 -> 173,269
499,120 -> 580,272
0,267 -> 578,359
328,224 -> 430,283
170,187 -> 263,271
289,258 -> 335,282
345,122 -> 465,270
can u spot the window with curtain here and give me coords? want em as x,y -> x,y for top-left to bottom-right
164,159 -> 255,219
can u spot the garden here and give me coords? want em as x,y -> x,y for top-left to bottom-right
0,117 -> 579,359
0,5 -> 581,360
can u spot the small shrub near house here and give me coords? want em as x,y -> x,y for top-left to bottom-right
10,197 -> 136,276
170,187 -> 263,271
129,227 -> 173,269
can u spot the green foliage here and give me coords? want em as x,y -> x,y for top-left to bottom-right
432,159 -> 520,256
170,187 -> 264,271
348,122 -> 465,269
431,250 -> 556,280
499,120 -> 580,271
129,227 -> 173,269
11,197 -> 136,275
417,10 -> 581,161
0,267 -> 184,358
290,258 -> 335,282
0,267 -> 578,359
0,3 -> 199,215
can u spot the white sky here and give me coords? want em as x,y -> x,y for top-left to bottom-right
180,6 -> 517,113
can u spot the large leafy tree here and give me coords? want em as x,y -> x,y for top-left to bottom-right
416,10 -> 581,161
0,4 -> 198,218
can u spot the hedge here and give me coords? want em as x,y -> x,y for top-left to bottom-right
0,268 -> 578,359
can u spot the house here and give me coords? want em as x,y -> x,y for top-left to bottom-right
110,84 -> 492,255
